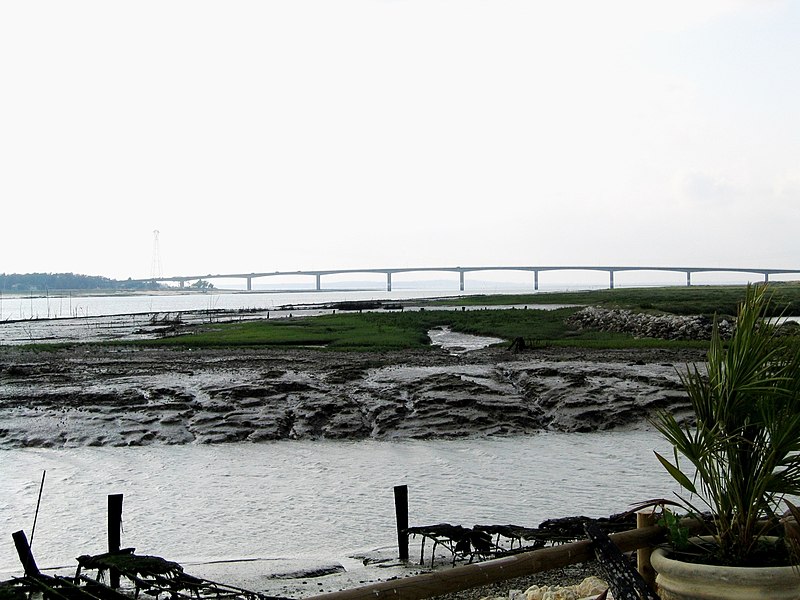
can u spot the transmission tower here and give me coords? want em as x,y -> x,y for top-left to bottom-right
151,230 -> 163,279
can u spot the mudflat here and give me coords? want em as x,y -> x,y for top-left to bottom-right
0,345 -> 702,449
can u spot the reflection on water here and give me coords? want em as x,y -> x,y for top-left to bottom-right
0,432 -> 677,576
428,327 -> 505,354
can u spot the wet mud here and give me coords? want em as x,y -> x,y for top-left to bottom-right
0,345 -> 704,449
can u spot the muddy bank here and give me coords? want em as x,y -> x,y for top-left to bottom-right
0,345 -> 702,449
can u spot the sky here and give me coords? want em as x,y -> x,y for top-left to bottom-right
1,1 -> 799,282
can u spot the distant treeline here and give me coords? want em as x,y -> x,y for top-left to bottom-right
0,273 -> 156,292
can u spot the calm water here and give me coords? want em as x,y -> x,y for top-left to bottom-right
0,285 -> 691,581
0,289 -> 470,322
0,432 -> 678,577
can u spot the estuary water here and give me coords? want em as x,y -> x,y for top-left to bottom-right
0,433 -> 678,579
0,289 -> 472,322
0,286 -> 683,589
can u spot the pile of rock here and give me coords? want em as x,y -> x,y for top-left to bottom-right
566,307 -> 733,341
480,576 -> 610,600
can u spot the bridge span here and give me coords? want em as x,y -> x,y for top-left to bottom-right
136,265 -> 800,292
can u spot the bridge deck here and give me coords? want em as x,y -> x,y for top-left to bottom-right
132,265 -> 800,292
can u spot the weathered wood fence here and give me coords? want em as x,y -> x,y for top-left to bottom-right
305,518 -> 699,600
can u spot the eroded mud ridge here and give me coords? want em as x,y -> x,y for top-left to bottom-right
0,346 -> 702,448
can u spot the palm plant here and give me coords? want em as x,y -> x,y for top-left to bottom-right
653,284 -> 800,566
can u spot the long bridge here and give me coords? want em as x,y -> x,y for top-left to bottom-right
136,265 -> 800,292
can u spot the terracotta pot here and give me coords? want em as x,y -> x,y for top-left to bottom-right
651,545 -> 800,600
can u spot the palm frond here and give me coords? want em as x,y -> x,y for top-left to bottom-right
652,284 -> 800,565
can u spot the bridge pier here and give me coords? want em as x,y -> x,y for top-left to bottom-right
179,280 -> 185,289
686,272 -> 691,287
609,270 -> 615,290
387,272 -> 392,292
315,274 -> 321,291
765,273 -> 769,283
534,270 -> 539,291
246,277 -> 252,291
459,271 -> 465,292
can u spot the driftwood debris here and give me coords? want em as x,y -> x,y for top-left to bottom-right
29,571 -> 131,600
407,524 -> 494,566
474,525 -> 546,551
75,550 -> 286,600
76,549 -> 183,585
11,532 -> 285,600
407,514 -> 637,566
0,580 -> 27,600
538,513 -> 637,542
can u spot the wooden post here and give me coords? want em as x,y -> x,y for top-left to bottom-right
394,485 -> 409,561
108,494 -> 123,588
12,530 -> 40,576
636,509 -> 657,591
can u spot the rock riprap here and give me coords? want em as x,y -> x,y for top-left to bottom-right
567,306 -> 733,341
0,346 -> 700,448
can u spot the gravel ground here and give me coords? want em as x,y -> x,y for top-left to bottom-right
434,562 -> 603,600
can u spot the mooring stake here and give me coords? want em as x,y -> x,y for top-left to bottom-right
13,530 -> 40,577
108,494 -> 124,588
394,485 -> 409,561
30,470 -> 46,548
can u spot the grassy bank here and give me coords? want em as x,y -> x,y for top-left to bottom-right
426,282 -> 800,316
146,308 -> 695,352
137,284 -> 800,351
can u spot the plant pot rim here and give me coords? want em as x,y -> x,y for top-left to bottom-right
652,543 -> 800,600
652,542 -> 799,578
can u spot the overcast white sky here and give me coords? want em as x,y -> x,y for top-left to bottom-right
1,1 -> 798,281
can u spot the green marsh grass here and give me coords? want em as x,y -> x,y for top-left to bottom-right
145,306 -> 710,351
42,283 -> 793,351
431,283 -> 800,317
